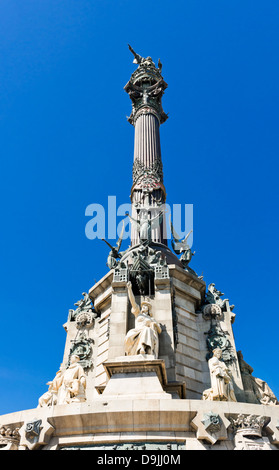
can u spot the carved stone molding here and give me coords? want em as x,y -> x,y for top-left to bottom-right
60,441 -> 185,450
103,358 -> 168,388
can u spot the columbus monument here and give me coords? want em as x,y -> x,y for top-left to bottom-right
0,47 -> 278,451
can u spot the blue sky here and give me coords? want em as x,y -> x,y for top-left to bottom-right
0,0 -> 278,415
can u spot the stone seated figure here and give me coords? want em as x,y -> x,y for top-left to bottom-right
38,354 -> 86,407
124,281 -> 161,358
237,350 -> 278,405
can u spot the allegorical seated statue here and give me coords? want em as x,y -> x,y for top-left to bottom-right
203,348 -> 237,402
237,350 -> 278,405
124,281 -> 161,358
38,355 -> 86,407
38,368 -> 63,407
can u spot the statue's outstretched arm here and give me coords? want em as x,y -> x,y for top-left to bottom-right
127,281 -> 140,315
128,44 -> 143,64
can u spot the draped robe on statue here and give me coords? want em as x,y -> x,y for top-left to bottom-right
124,304 -> 160,358
57,358 -> 86,404
207,354 -> 236,402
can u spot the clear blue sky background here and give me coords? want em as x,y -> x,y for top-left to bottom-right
0,0 -> 278,415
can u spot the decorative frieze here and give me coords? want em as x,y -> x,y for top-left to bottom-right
133,158 -> 163,188
60,442 -> 185,450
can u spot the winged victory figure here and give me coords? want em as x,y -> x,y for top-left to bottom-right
102,221 -> 125,269
169,216 -> 195,270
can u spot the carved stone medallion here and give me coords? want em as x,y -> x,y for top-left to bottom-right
202,303 -> 222,320
68,333 -> 94,369
75,312 -> 94,329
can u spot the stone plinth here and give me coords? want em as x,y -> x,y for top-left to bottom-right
101,356 -> 172,400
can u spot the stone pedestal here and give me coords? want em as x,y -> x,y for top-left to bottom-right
100,356 -> 172,400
